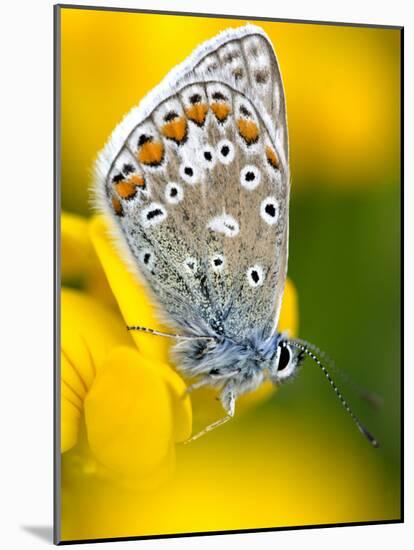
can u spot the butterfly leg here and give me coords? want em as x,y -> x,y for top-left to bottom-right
183,385 -> 236,444
182,369 -> 241,399
181,377 -> 211,399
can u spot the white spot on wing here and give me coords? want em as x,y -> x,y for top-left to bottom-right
240,165 -> 261,190
207,212 -> 239,237
216,139 -> 235,165
211,253 -> 225,272
141,202 -> 167,228
247,264 -> 265,288
165,182 -> 184,204
179,163 -> 198,185
260,196 -> 279,225
199,145 -> 216,169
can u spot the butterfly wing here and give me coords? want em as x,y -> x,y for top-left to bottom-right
176,24 -> 289,162
94,25 -> 289,340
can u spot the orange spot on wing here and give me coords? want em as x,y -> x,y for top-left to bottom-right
266,146 -> 280,169
115,173 -> 145,200
237,119 -> 260,145
115,180 -> 137,199
129,174 -> 145,187
161,117 -> 187,144
137,141 -> 164,166
185,103 -> 208,126
111,196 -> 124,216
211,102 -> 231,122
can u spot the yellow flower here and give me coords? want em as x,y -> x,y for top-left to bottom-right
61,287 -> 191,489
61,211 -> 116,308
61,211 -> 298,491
61,213 -> 192,491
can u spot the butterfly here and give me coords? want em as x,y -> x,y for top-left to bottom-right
94,24 -> 378,446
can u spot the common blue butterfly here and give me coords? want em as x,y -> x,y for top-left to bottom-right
94,24 -> 378,446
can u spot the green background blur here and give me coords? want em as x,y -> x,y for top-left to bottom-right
60,7 -> 401,540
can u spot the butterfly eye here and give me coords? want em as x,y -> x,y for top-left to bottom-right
278,344 -> 291,371
217,139 -> 235,165
274,343 -> 297,381
240,165 -> 261,191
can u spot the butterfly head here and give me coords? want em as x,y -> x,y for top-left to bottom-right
173,331 -> 305,390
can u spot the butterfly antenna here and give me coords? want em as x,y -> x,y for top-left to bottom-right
289,340 -> 379,448
127,325 -> 215,341
294,339 -> 383,410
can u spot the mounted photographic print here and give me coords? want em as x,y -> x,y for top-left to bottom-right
54,4 -> 403,544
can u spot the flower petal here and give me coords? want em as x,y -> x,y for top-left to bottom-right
160,366 -> 192,443
61,212 -> 92,284
61,392 -> 82,453
61,211 -> 116,307
61,288 -> 133,452
84,346 -> 175,481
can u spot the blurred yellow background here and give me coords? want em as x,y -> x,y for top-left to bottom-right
59,6 -> 401,543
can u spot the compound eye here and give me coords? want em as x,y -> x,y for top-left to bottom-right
278,344 -> 291,371
275,343 -> 296,381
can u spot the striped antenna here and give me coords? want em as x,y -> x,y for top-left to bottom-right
293,339 -> 383,410
289,340 -> 379,448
